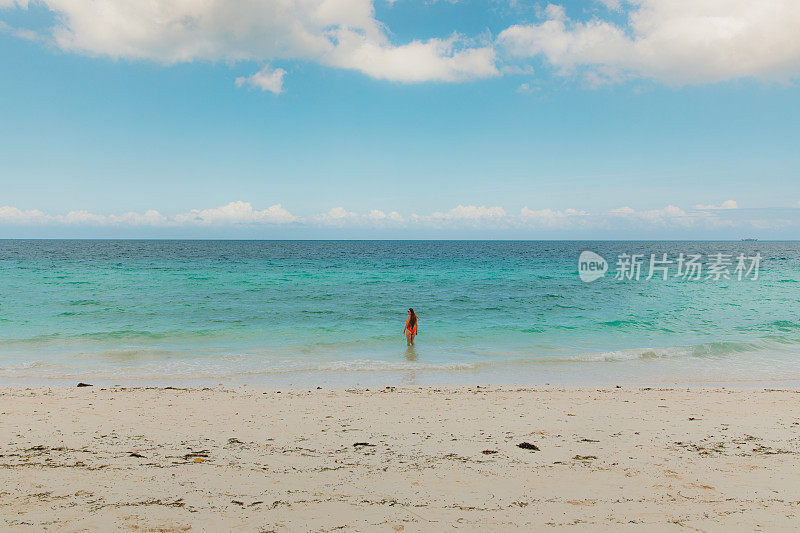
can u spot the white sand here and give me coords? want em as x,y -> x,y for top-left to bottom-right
2,386 -> 799,531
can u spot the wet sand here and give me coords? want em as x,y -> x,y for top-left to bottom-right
2,386 -> 799,531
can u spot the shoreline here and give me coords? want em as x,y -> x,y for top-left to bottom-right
4,373 -> 800,389
3,385 -> 800,530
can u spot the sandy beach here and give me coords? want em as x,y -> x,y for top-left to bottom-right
2,386 -> 799,531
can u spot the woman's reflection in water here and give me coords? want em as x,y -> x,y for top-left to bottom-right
402,345 -> 418,386
404,345 -> 417,362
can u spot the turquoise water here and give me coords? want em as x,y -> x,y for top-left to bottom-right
1,240 -> 799,386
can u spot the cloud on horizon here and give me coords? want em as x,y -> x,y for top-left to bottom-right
1,200 -> 797,234
694,200 -> 739,210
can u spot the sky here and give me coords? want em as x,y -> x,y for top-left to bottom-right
1,0 -> 799,239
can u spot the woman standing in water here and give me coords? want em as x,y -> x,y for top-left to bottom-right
404,308 -> 418,346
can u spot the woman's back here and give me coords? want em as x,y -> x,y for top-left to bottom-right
405,308 -> 418,345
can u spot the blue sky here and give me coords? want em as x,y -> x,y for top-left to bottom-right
1,0 -> 799,238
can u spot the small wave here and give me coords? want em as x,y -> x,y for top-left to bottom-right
521,327 -> 546,333
0,360 -> 65,377
738,320 -> 800,334
688,341 -> 764,357
75,330 -> 183,341
4,328 -> 233,346
238,358 -> 478,374
572,340 -> 769,362
762,334 -> 800,345
70,348 -> 202,362
69,299 -> 102,306
541,293 -> 564,299
766,320 -> 800,331
571,347 -> 686,362
0,356 -> 480,380
598,319 -> 654,329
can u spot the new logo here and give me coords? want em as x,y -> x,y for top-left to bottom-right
578,250 -> 607,283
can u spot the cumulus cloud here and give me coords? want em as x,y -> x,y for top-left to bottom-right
5,0 -> 800,89
515,82 -> 532,93
602,203 -> 753,230
401,205 -> 507,228
694,200 -> 739,210
235,64 -> 286,94
324,32 -> 498,82
498,0 -> 800,85
313,207 -> 404,227
425,204 -> 505,223
109,210 -> 170,226
518,207 -> 588,228
0,206 -> 170,226
0,201 -> 298,227
609,205 -> 694,226
0,19 -> 38,40
366,209 -> 404,224
0,0 -> 498,88
172,201 -> 298,226
0,202 -> 797,234
315,205 -> 590,230
596,0 -> 622,10
0,206 -> 50,225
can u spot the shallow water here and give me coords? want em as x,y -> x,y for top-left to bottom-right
1,240 -> 798,386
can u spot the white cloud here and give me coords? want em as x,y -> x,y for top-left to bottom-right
606,204 -> 746,230
0,19 -> 38,41
1,0 -> 497,87
412,205 -> 507,227
596,0 -> 622,11
366,209 -> 403,223
59,210 -> 109,225
694,200 -> 739,210
498,0 -> 800,85
0,202 -> 797,234
173,201 -> 298,226
313,207 -> 404,227
316,204 -> 508,229
0,202 -> 298,228
324,32 -> 498,82
518,207 -> 588,228
313,207 -> 361,227
107,210 -> 169,226
432,204 -> 506,221
56,209 -> 169,226
609,204 -> 694,226
235,64 -> 286,94
0,206 -> 50,225
6,0 -> 800,89
0,206 -> 170,226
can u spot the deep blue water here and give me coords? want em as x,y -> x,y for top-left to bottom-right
1,240 -> 799,386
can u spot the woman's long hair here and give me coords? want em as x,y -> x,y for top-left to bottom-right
408,308 -> 417,328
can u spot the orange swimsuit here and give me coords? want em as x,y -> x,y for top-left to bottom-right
406,324 -> 417,335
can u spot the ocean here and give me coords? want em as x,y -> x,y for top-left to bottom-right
1,240 -> 798,387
